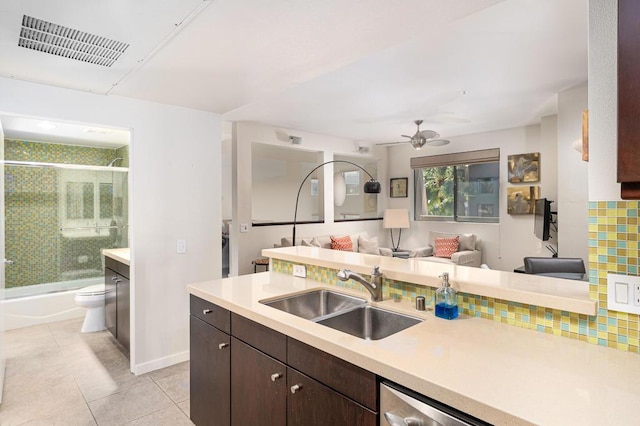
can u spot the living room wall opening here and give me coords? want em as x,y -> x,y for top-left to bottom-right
412,148 -> 500,224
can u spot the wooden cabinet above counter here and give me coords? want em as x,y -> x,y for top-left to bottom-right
618,0 -> 640,199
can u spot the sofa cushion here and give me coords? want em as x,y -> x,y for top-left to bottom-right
434,236 -> 459,258
301,238 -> 321,247
331,235 -> 353,251
430,231 -> 476,251
358,235 -> 380,255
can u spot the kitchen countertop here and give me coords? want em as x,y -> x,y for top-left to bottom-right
102,248 -> 130,266
263,246 -> 597,316
188,271 -> 640,426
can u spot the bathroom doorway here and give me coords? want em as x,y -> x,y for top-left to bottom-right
0,115 -> 130,329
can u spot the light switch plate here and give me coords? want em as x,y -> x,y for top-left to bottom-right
607,273 -> 640,314
240,224 -> 249,233
293,264 -> 306,278
177,239 -> 186,254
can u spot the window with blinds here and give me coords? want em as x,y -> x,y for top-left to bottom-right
411,148 -> 500,223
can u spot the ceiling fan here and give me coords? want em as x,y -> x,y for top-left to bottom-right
377,120 -> 450,150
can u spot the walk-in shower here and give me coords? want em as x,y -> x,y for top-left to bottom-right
3,138 -> 129,328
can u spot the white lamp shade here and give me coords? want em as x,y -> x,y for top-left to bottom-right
383,209 -> 410,229
334,172 -> 346,206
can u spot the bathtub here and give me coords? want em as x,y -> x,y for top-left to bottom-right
2,277 -> 102,330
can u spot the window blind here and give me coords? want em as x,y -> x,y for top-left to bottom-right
410,148 -> 500,169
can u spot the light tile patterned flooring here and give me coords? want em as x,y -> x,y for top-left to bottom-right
0,317 -> 193,425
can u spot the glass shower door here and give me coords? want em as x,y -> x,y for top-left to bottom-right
4,162 -> 128,299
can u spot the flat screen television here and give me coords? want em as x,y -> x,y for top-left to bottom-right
534,198 -> 552,241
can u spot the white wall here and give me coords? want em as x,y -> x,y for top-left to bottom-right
387,124 -> 557,271
0,77 -> 221,374
231,121 -> 387,276
557,84 -> 589,261
588,0 -> 619,201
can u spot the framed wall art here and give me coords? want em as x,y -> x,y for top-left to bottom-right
390,177 -> 408,198
508,152 -> 540,183
507,186 -> 540,215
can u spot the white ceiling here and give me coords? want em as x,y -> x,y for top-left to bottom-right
0,0 -> 587,145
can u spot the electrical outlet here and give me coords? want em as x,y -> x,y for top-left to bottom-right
293,264 -> 306,278
608,273 -> 640,314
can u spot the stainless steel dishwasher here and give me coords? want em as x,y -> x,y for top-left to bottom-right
380,382 -> 490,426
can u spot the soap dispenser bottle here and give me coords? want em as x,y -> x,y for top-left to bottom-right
435,272 -> 458,320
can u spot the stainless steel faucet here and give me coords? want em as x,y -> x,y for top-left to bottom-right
337,266 -> 383,302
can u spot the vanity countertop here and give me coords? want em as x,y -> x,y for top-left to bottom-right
102,248 -> 130,266
188,271 -> 640,426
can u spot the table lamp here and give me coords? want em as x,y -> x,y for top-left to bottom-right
383,209 -> 410,252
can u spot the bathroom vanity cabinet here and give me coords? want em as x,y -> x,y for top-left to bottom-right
105,256 -> 130,355
189,295 -> 377,426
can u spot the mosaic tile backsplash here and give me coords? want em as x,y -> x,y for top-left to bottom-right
4,139 -> 129,288
274,201 -> 640,355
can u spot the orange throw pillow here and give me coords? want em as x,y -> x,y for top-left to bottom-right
330,235 -> 353,251
434,236 -> 459,258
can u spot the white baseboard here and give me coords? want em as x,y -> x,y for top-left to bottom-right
133,350 -> 189,376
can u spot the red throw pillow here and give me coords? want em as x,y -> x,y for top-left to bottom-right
330,235 -> 353,251
434,236 -> 459,258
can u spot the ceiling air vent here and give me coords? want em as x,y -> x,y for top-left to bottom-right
18,15 -> 129,67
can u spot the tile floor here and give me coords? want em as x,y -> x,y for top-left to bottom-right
0,317 -> 193,426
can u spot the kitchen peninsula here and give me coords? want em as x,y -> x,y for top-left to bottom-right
187,247 -> 639,425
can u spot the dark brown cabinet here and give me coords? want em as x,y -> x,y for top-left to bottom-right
231,337 -> 286,426
189,295 -> 378,426
105,257 -> 130,355
190,297 -> 231,426
287,368 -> 376,426
618,0 -> 640,199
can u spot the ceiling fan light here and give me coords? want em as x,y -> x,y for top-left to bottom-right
411,138 -> 426,149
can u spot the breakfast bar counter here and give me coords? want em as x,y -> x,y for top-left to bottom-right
188,268 -> 640,426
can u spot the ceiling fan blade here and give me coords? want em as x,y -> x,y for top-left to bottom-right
375,141 -> 409,146
417,129 -> 439,139
426,139 -> 450,146
400,134 -> 412,139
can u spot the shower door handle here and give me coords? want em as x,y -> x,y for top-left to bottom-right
3,259 -> 14,265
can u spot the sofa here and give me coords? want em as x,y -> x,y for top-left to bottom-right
409,231 -> 482,267
277,232 -> 393,257
276,230 -> 481,267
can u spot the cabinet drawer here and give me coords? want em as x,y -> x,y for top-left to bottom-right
190,295 -> 231,333
288,338 -> 377,411
287,368 -> 376,426
231,313 -> 286,363
105,257 -> 130,279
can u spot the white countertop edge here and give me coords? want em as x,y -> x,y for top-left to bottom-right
262,247 -> 597,316
102,248 -> 130,266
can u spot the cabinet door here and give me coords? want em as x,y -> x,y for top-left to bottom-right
190,316 -> 231,426
618,0 -> 640,198
104,267 -> 117,338
287,368 -> 376,426
231,337 -> 286,426
116,275 -> 130,354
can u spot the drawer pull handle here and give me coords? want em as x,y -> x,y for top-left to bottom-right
202,309 -> 212,315
218,342 -> 229,350
290,384 -> 303,394
270,373 -> 282,382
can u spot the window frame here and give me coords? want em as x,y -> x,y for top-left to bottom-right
412,148 -> 500,224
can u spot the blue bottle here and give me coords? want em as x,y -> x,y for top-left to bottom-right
435,272 -> 458,320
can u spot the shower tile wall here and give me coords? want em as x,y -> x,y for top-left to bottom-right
4,139 -> 128,288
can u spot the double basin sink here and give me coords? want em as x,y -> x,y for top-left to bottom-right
260,289 -> 423,340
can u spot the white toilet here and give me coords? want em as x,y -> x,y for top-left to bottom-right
75,284 -> 107,333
